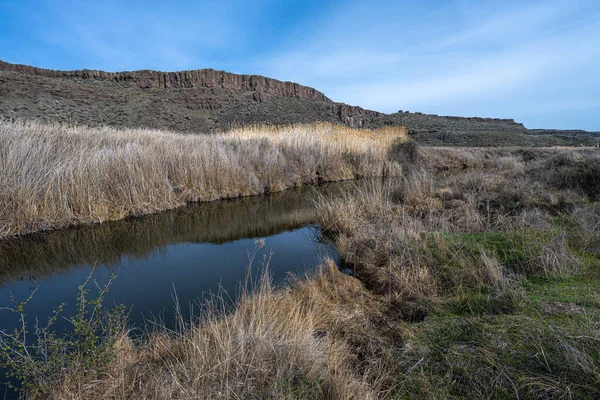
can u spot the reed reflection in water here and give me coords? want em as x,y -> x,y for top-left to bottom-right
0,180 -> 369,285
0,180 -> 397,330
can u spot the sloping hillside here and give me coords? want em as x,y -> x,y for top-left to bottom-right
1,60 -> 597,146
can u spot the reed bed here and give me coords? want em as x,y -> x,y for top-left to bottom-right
3,145 -> 600,399
227,123 -> 404,154
51,261 -> 376,399
0,120 -> 407,239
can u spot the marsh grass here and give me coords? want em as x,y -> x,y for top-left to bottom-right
28,256 -> 381,399
314,146 -> 600,398
3,144 -> 600,399
0,120 -> 407,239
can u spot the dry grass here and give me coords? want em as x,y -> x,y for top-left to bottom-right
5,144 -> 600,399
313,146 -> 600,398
0,120 -> 407,239
53,260 -> 383,399
317,147 -> 600,299
227,123 -> 404,154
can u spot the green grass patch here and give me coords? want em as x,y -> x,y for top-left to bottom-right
524,270 -> 600,310
445,286 -> 522,317
393,255 -> 600,399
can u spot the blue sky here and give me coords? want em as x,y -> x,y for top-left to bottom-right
1,0 -> 599,130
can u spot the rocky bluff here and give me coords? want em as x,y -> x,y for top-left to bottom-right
0,60 -> 330,102
0,60 -> 528,137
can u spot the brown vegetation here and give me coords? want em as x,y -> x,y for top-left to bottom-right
0,120 -> 406,239
314,146 -> 600,398
56,262 -> 379,399
3,144 -> 600,399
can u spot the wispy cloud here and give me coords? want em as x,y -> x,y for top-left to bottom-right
255,0 -> 600,128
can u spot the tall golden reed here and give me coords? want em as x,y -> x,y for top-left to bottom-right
0,120 -> 407,238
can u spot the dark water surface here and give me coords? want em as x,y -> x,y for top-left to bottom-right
0,180 -> 387,396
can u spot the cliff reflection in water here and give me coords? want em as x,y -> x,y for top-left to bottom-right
0,180 -> 379,285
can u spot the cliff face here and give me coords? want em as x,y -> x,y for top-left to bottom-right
373,111 -> 526,133
0,60 -> 537,143
0,60 -> 331,102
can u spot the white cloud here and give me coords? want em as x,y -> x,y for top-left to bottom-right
256,0 -> 600,128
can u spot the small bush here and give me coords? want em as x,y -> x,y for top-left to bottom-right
0,270 -> 128,398
546,157 -> 600,199
388,140 -> 420,164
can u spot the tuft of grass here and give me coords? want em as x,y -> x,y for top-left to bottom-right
32,259 -> 381,399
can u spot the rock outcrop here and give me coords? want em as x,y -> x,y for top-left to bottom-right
0,60 -> 330,101
374,111 -> 526,133
528,129 -> 600,138
6,59 -> 588,147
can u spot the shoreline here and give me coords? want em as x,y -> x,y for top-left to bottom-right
0,120 -> 407,240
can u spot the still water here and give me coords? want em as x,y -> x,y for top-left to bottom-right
0,180 -> 383,396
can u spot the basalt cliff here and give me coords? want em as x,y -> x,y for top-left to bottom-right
1,60 -> 596,146
0,60 -> 330,100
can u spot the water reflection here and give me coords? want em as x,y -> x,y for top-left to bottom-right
0,179 -> 400,398
0,180 -> 366,285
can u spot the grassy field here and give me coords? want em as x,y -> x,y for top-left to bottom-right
409,130 -> 600,147
314,146 -> 600,398
1,140 -> 600,398
0,120 -> 406,239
